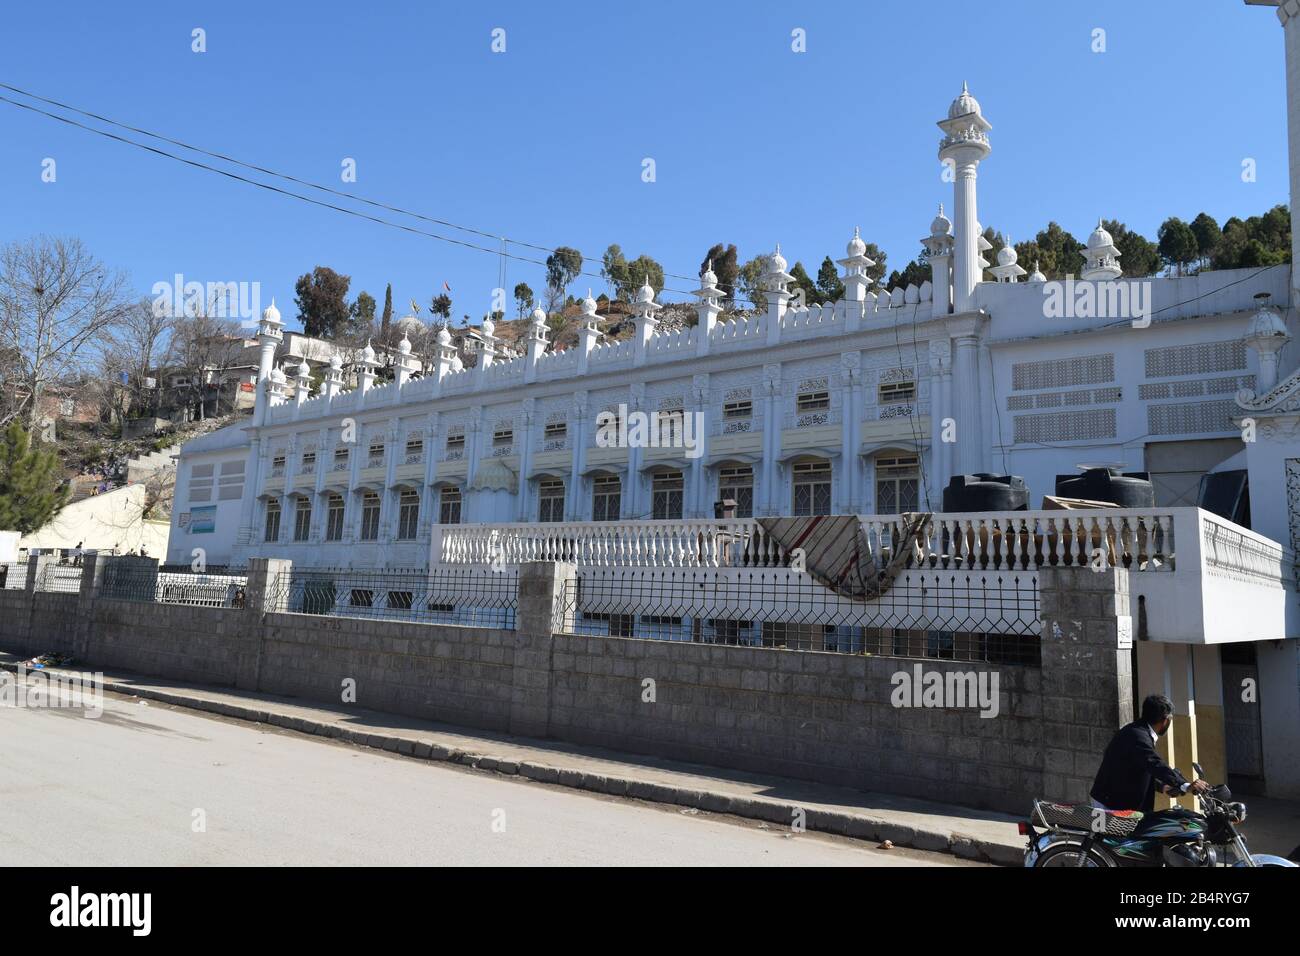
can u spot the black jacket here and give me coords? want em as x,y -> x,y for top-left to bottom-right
1089,721 -> 1188,813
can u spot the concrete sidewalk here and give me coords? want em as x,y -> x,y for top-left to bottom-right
10,651 -> 1287,865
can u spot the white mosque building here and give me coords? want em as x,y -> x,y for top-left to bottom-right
168,3 -> 1300,798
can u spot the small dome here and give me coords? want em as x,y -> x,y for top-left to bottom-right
1247,294 -> 1289,339
700,261 -> 718,286
360,340 -> 376,364
436,325 -> 452,346
329,352 -> 343,370
930,204 -> 951,237
482,315 -> 496,336
947,81 -> 981,119
1087,219 -> 1114,250
1028,261 -> 1046,283
451,355 -> 464,372
270,366 -> 286,384
846,227 -> 866,258
997,240 -> 1018,267
261,299 -> 282,326
296,360 -> 312,380
636,278 -> 655,304
580,291 -> 597,316
535,303 -> 552,324
398,333 -> 411,355
769,243 -> 787,274
395,315 -> 423,334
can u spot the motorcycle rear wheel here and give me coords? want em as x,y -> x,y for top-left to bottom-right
1035,844 -> 1113,868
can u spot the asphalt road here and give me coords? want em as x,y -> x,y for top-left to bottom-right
0,679 -> 972,866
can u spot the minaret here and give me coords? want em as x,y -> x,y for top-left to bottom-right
524,303 -> 549,383
989,235 -> 1027,283
693,266 -> 724,355
1244,292 -> 1292,392
631,277 -> 661,366
577,296 -> 602,374
294,359 -> 312,406
837,228 -> 877,304
921,205 -> 954,316
432,322 -> 457,396
357,339 -> 378,394
1082,219 -> 1123,280
937,83 -> 991,313
253,299 -> 283,426
323,352 -> 344,400
762,244 -> 795,345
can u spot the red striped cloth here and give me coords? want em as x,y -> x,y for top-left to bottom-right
756,513 -> 931,600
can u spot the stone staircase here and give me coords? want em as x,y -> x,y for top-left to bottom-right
125,447 -> 179,485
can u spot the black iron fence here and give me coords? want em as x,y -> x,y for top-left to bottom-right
558,569 -> 1041,666
267,567 -> 517,628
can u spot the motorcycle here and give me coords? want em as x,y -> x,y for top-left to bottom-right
1023,762 -> 1296,867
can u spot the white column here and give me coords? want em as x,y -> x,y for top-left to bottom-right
760,365 -> 781,516
1280,1 -> 1300,297
952,161 -> 980,313
953,333 -> 980,475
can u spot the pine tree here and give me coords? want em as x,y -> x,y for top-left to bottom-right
815,256 -> 845,303
0,421 -> 69,534
380,283 -> 394,341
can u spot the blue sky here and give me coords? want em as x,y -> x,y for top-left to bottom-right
0,0 -> 1290,330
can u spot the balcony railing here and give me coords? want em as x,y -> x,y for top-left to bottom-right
436,508 -> 1183,573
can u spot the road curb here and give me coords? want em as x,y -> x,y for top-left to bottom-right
1,660 -> 1023,866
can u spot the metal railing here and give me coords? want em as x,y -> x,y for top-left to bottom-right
35,564 -> 83,593
267,567 -> 517,628
101,565 -> 249,608
557,568 -> 1040,665
0,562 -> 26,590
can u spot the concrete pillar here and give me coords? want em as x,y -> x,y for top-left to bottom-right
1037,566 -> 1135,805
25,553 -> 58,592
246,557 -> 293,615
509,561 -> 577,738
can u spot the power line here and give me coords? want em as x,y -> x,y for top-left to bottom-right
0,81 -> 775,306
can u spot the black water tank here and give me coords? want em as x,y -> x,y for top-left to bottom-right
942,473 -> 1029,512
1055,468 -> 1155,508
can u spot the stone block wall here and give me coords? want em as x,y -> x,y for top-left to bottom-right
0,556 -> 1138,813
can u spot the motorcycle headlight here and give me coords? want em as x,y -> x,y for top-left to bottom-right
1229,802 -> 1247,824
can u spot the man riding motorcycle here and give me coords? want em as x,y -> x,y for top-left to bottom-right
1090,694 -> 1209,814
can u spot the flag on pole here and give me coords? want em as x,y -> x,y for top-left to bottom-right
443,281 -> 452,293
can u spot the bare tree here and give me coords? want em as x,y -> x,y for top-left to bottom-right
0,236 -> 131,427
166,299 -> 247,421
109,296 -> 172,418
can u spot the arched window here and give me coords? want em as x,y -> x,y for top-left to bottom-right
397,489 -> 420,539
651,470 -> 684,520
438,487 -> 462,525
717,466 -> 754,518
264,498 -> 281,543
360,492 -> 381,541
792,460 -> 832,516
875,453 -> 920,514
538,478 -> 565,523
592,474 -> 621,522
293,497 -> 312,542
325,493 -> 346,541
